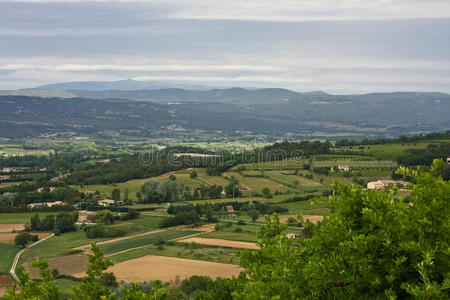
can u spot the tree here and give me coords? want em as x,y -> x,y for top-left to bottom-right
190,170 -> 198,179
72,243 -> 113,299
54,212 -> 77,234
225,178 -> 242,198
248,209 -> 259,222
262,187 -> 272,198
15,232 -> 36,248
111,188 -> 121,202
169,174 -> 176,181
237,160 -> 450,299
95,210 -> 115,225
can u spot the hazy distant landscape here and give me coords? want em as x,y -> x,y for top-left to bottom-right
1,80 -> 449,141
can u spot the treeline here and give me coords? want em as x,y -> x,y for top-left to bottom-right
397,143 -> 450,166
27,212 -> 78,234
261,141 -> 331,160
0,186 -> 83,207
335,130 -> 450,146
167,201 -> 288,216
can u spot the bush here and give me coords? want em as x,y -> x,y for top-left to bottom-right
15,232 -> 37,248
120,209 -> 140,221
100,272 -> 117,287
85,224 -> 125,238
237,220 -> 246,225
95,210 -> 115,225
159,211 -> 200,228
234,227 -> 243,232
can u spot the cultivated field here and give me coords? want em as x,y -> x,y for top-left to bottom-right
108,255 -> 243,283
179,237 -> 259,249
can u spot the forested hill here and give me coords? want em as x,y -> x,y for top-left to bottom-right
0,91 -> 449,139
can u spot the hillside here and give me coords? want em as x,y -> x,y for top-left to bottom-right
0,91 -> 449,139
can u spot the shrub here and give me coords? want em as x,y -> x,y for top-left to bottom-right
95,210 -> 115,225
15,232 -> 37,248
120,209 -> 140,221
234,227 -> 243,233
237,220 -> 246,225
85,224 -> 125,238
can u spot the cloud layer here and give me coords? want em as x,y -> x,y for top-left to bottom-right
0,1 -> 449,93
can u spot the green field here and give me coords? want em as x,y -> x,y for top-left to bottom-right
98,230 -> 200,255
0,212 -> 56,224
109,243 -> 240,265
0,243 -> 20,274
231,158 -> 309,171
313,159 -> 397,169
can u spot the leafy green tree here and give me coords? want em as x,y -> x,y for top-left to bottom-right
14,232 -> 36,248
96,210 -> 115,225
190,170 -> 198,179
73,243 -> 113,299
237,159 -> 450,299
248,209 -> 259,222
111,188 -> 121,202
262,187 -> 272,198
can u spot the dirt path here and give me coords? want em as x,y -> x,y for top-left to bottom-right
106,255 -> 243,283
72,229 -> 167,251
178,237 -> 259,249
10,234 -> 55,282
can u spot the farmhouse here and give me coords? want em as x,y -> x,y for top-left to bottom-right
98,199 -> 124,207
285,233 -> 300,239
367,180 -> 407,190
28,201 -> 67,208
447,157 -> 450,164
225,205 -> 235,216
331,165 -> 350,172
78,210 -> 96,223
37,187 -> 56,193
80,190 -> 96,195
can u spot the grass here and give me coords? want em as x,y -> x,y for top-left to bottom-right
231,158 -> 309,171
109,243 -> 241,265
19,230 -> 110,265
99,230 -> 200,255
223,172 -> 290,194
0,243 -> 21,274
313,159 -> 397,169
0,212 -> 55,224
281,200 -> 333,215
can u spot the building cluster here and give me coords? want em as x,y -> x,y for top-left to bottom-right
366,180 -> 407,190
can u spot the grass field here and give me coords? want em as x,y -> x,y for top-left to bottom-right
313,159 -> 397,169
98,230 -> 200,255
231,158 -> 309,171
109,243 -> 240,265
0,243 -> 20,274
223,172 -> 290,194
0,212 -> 55,224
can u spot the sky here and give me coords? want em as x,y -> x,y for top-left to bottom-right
0,0 -> 449,93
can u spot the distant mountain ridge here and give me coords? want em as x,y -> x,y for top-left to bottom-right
37,79 -> 220,91
0,90 -> 449,139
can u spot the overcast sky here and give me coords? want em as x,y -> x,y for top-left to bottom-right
0,0 -> 449,93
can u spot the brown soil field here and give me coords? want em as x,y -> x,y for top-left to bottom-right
0,232 -> 50,244
0,275 -> 15,297
303,215 -> 324,224
23,255 -> 88,279
108,255 -> 243,283
0,224 -> 24,232
179,237 -> 259,249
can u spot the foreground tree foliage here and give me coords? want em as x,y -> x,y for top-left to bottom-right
237,159 -> 449,299
4,160 -> 448,299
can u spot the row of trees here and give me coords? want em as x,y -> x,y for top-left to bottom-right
27,212 -> 78,234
